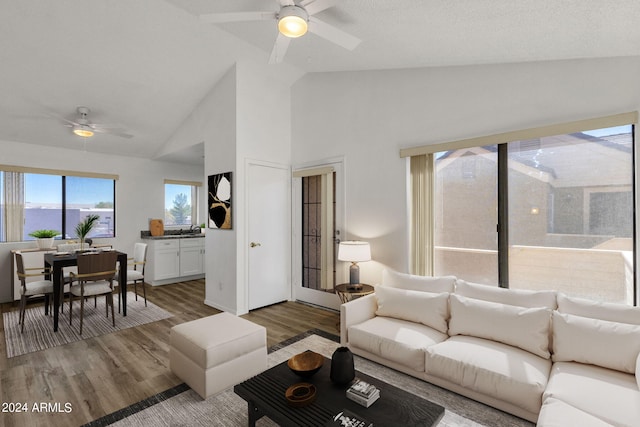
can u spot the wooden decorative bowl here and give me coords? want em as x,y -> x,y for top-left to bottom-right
287,351 -> 324,378
285,383 -> 317,407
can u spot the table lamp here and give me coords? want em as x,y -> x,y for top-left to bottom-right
338,241 -> 371,290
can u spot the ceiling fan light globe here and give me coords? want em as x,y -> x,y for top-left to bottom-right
73,125 -> 94,138
278,6 -> 308,38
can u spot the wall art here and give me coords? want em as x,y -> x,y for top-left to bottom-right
208,172 -> 232,229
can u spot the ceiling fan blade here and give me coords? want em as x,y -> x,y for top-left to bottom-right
308,16 -> 361,50
300,0 -> 339,16
92,128 -> 134,139
44,110 -> 79,126
200,11 -> 276,24
269,33 -> 291,64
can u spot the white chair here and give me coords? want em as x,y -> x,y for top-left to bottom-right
69,251 -> 118,335
15,252 -> 54,333
116,243 -> 147,312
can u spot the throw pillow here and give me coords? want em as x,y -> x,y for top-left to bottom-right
455,279 -> 557,309
557,293 -> 640,325
552,311 -> 640,374
382,268 -> 456,293
449,294 -> 552,358
375,286 -> 449,333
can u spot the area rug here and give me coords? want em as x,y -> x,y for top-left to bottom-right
85,330 -> 534,427
4,292 -> 172,358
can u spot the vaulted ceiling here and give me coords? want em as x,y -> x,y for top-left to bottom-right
1,0 -> 639,165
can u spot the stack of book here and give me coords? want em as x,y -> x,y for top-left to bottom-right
346,379 -> 380,407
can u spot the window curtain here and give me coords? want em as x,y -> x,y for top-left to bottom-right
3,171 -> 24,242
409,154 -> 433,275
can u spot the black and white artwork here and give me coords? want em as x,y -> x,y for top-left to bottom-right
208,172 -> 232,229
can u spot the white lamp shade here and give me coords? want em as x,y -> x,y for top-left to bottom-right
338,241 -> 371,262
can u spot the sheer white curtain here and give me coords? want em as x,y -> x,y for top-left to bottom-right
3,171 -> 24,242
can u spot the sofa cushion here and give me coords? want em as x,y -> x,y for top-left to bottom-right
382,269 -> 456,293
543,361 -> 640,427
557,293 -> 640,324
552,311 -> 640,374
425,336 -> 551,415
455,279 -> 557,309
348,316 -> 448,372
375,286 -> 449,333
637,352 -> 640,390
537,397 -> 614,427
449,294 -> 552,358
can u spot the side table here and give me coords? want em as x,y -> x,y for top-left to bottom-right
335,283 -> 375,304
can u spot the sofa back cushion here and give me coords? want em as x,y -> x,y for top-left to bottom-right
456,279 -> 557,309
557,293 -> 640,325
375,286 -> 449,333
449,294 -> 552,358
552,311 -> 640,374
382,269 -> 456,293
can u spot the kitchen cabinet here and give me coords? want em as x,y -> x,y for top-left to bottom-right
179,238 -> 205,276
150,239 -> 180,282
145,237 -> 205,285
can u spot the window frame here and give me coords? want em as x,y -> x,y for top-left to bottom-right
0,165 -> 118,242
163,179 -> 202,227
404,113 -> 638,305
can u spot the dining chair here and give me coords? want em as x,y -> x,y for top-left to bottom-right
55,243 -> 82,312
116,243 -> 147,312
15,252 -> 55,333
69,251 -> 118,335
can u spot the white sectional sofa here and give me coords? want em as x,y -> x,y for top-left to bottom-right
340,269 -> 640,425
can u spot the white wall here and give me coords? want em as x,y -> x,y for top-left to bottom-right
233,58 -> 299,314
291,57 -> 640,286
0,139 -> 203,302
166,57 -> 301,314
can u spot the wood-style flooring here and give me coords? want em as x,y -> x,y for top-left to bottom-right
0,279 -> 339,427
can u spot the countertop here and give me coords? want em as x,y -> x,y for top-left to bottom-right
141,233 -> 204,240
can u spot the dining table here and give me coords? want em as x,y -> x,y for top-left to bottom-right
44,250 -> 128,332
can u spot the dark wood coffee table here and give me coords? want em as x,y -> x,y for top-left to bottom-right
234,353 -> 444,426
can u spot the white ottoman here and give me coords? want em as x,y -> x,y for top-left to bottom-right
169,312 -> 267,399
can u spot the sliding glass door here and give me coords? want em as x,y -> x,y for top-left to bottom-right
433,125 -> 635,304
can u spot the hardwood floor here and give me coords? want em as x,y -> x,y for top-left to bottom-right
0,279 -> 339,426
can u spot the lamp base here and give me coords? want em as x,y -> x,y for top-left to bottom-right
348,263 -> 361,290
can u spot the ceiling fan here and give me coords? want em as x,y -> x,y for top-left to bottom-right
59,106 -> 133,139
200,0 -> 361,64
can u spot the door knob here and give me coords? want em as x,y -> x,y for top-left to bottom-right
250,242 -> 261,248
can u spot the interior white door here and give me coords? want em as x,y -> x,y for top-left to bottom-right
248,162 -> 290,310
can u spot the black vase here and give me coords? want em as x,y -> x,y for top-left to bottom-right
330,346 -> 355,385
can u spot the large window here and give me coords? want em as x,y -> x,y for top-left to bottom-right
405,114 -> 637,305
164,180 -> 200,227
1,167 -> 116,242
434,148 -> 498,284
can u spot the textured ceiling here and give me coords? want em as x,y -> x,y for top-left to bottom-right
1,0 -> 639,165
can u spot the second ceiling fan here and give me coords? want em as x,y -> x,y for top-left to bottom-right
200,0 -> 361,64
